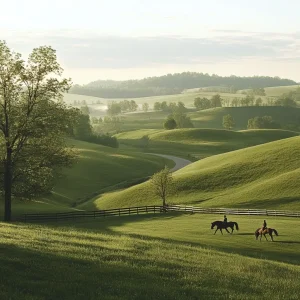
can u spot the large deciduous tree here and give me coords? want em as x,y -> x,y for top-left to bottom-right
0,41 -> 77,221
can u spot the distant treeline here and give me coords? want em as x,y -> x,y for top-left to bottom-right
70,72 -> 297,98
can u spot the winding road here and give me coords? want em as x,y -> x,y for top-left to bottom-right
146,153 -> 192,172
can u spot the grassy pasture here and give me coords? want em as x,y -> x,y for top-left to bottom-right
85,137 -> 300,211
63,93 -> 106,105
116,128 -> 298,159
1,139 -> 173,219
65,84 -> 300,110
64,84 -> 299,115
0,214 -> 299,299
263,85 -> 300,97
190,106 -> 300,130
116,106 -> 300,132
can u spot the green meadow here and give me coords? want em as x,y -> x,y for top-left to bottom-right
84,137 -> 300,211
1,85 -> 299,300
2,139 -> 173,218
64,84 -> 300,109
116,128 -> 298,159
0,214 -> 299,300
115,106 -> 300,132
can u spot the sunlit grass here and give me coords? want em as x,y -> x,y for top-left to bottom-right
87,137 -> 300,211
0,214 -> 299,299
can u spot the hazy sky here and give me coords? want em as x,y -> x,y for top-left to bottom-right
1,0 -> 300,83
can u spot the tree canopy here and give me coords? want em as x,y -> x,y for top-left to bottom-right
70,72 -> 297,98
0,41 -> 77,221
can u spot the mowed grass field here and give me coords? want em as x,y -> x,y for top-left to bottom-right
2,139 -> 173,219
84,137 -> 300,211
0,214 -> 299,300
116,128 -> 298,159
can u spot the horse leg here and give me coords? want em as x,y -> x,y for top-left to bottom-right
264,234 -> 268,241
270,234 -> 274,242
214,228 -> 218,235
220,229 -> 223,235
225,228 -> 230,234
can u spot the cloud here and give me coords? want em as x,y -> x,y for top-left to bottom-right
2,29 -> 300,73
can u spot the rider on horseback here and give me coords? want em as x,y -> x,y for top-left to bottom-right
223,215 -> 227,224
262,220 -> 267,231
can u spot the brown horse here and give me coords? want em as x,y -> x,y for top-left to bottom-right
255,228 -> 278,241
211,221 -> 239,234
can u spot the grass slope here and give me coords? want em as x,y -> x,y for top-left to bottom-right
264,85 -> 300,97
63,93 -> 106,105
116,128 -> 298,159
65,84 -> 299,111
87,137 -> 300,211
118,106 -> 300,132
0,214 -> 299,299
190,106 -> 300,130
4,139 -> 173,218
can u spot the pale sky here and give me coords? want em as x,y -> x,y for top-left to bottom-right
1,0 -> 300,83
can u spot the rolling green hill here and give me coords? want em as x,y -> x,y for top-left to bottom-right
3,139 -> 173,218
70,72 -> 296,98
63,93 -> 106,105
116,107 -> 300,132
84,137 -> 300,211
264,85 -> 300,97
116,128 -> 298,159
190,106 -> 300,130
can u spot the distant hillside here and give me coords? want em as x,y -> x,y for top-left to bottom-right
117,106 -> 300,132
70,72 -> 297,98
116,128 -> 298,159
190,106 -> 300,130
84,137 -> 300,211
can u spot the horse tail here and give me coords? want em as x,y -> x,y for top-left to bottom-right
273,229 -> 278,236
234,222 -> 239,230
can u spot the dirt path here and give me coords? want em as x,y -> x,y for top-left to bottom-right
146,153 -> 192,172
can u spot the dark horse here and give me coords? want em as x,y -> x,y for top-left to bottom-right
211,221 -> 239,234
255,228 -> 278,242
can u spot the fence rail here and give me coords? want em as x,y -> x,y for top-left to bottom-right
18,205 -> 300,223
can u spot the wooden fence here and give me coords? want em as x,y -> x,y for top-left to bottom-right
19,204 -> 300,223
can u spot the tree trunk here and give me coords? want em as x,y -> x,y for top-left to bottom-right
4,148 -> 12,222
162,197 -> 166,213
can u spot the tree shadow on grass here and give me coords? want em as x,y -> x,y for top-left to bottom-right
273,241 -> 300,244
0,241 -> 265,300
